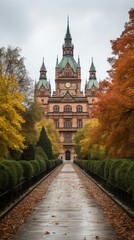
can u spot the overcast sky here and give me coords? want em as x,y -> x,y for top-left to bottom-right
0,0 -> 133,91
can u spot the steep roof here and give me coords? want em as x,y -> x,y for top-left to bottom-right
36,79 -> 50,90
57,56 -> 79,73
87,79 -> 99,89
63,17 -> 73,48
36,58 -> 50,90
90,59 -> 96,72
40,58 -> 46,72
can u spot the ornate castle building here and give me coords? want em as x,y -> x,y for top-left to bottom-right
35,20 -> 99,160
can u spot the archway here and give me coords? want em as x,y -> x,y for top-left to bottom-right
65,151 -> 71,160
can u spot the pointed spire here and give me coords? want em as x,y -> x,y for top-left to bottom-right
90,57 -> 96,72
78,56 -> 80,67
63,16 -> 74,56
40,57 -> 46,72
64,16 -> 72,44
56,55 -> 59,68
39,58 -> 47,80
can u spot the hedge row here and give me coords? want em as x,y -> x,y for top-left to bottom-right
0,158 -> 62,192
74,159 -> 134,198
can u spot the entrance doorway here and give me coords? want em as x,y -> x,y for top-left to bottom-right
65,151 -> 71,160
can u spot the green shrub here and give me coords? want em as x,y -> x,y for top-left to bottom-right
104,159 -> 113,180
115,161 -> 130,189
125,162 -> 134,197
37,159 -> 46,172
0,164 -> 9,191
98,161 -> 105,177
30,160 -> 40,176
18,160 -> 33,179
93,161 -> 105,176
45,160 -> 52,170
108,160 -> 121,185
1,160 -> 23,187
83,160 -> 89,171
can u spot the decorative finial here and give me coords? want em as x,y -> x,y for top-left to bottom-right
67,15 -> 69,26
56,55 -> 59,67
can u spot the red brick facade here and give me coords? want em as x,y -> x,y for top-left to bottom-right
35,21 -> 99,160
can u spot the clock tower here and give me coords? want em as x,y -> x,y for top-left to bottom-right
35,19 -> 99,161
54,18 -> 82,97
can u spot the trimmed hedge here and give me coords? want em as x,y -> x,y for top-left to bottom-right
0,164 -> 9,191
74,158 -> 134,197
0,158 -> 62,193
18,161 -> 33,179
37,159 -> 46,172
29,160 -> 40,176
1,160 -> 23,188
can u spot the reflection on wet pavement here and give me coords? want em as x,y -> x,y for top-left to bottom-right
13,163 -> 120,240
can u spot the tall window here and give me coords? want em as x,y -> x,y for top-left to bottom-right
77,105 -> 83,112
77,119 -> 83,128
54,120 -> 59,128
64,119 -> 72,128
64,105 -> 72,112
64,133 -> 72,142
53,105 -> 59,112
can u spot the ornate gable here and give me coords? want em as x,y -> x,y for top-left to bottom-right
60,64 -> 76,78
61,91 -> 75,102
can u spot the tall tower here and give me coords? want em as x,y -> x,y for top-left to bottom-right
54,18 -> 82,97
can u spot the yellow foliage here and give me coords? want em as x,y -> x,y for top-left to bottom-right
80,118 -> 99,156
74,118 -> 105,159
0,73 -> 25,158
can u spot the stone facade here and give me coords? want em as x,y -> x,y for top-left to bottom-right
35,20 -> 99,160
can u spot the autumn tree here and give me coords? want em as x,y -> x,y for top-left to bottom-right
74,119 -> 105,160
37,126 -> 52,159
0,71 -> 25,158
0,46 -> 33,102
22,101 -> 44,145
73,122 -> 89,159
95,8 -> 134,158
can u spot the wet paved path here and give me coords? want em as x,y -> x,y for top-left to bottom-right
13,163 -> 119,240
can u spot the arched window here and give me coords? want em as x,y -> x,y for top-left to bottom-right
64,105 -> 72,112
64,119 -> 72,128
53,105 -> 59,112
77,105 -> 83,112
66,71 -> 70,77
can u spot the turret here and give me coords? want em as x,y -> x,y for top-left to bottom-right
85,58 -> 99,96
35,58 -> 51,92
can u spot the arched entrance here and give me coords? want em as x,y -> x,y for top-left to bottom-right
65,151 -> 71,160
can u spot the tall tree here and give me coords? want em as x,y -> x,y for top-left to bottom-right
95,8 -> 134,158
22,101 -> 43,145
35,119 -> 61,158
0,70 -> 25,158
37,126 -> 52,159
0,46 -> 33,102
73,123 -> 88,159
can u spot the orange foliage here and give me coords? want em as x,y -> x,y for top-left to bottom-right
94,8 -> 134,158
